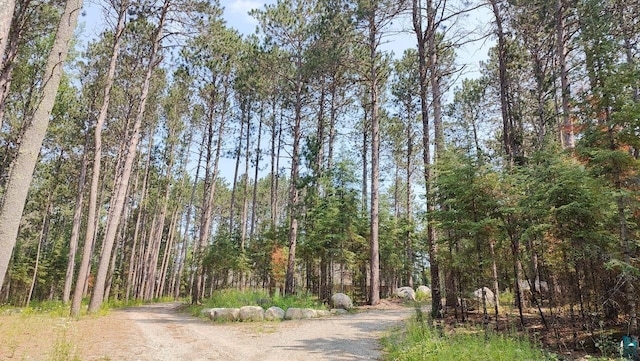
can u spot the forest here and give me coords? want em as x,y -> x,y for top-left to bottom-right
0,0 -> 638,349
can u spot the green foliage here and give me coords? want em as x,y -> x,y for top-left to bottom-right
383,319 -> 552,361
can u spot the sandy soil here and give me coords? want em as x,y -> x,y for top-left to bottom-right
0,301 -> 414,361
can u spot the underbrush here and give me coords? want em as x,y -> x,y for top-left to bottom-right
383,316 -> 554,361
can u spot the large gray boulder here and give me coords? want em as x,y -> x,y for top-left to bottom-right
330,293 -> 353,310
416,285 -> 431,295
212,308 -> 240,322
285,307 -> 316,320
206,308 -> 225,320
239,306 -> 264,322
473,287 -> 495,306
264,306 -> 285,321
395,286 -> 416,301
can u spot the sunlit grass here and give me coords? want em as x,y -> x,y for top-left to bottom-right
383,317 -> 555,361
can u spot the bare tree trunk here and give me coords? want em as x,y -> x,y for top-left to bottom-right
405,115 -> 413,288
0,0 -> 15,69
240,103 -> 251,252
157,207 -> 178,298
88,0 -> 169,313
556,0 -> 574,149
269,102 -> 278,229
229,100 -> 246,235
71,1 -> 126,317
192,78 -> 229,304
0,0 -> 28,125
26,192 -> 52,307
0,0 -> 82,290
413,0 -> 441,318
367,12 -> 380,306
250,104 -> 263,238
284,53 -> 304,296
63,134 -> 89,303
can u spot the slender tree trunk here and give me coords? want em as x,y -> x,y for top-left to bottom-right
489,0 -> 516,165
192,78 -> 228,304
413,0 -> 441,318
556,0 -> 574,149
240,103 -> 251,252
250,104 -> 263,238
368,12 -> 380,306
157,207 -> 178,298
269,101 -> 278,229
71,1 -> 126,317
0,0 -> 82,290
284,54 -> 304,296
229,100 -> 246,235
0,0 -> 15,69
26,192 -> 52,307
405,122 -> 413,288
0,0 -> 28,126
88,0 -> 169,313
63,134 -> 89,303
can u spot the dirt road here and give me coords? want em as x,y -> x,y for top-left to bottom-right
1,302 -> 415,360
103,302 -> 413,361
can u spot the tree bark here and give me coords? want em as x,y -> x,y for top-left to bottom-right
71,0 -> 126,316
0,0 -> 16,68
0,0 -> 82,290
413,0 -> 441,318
368,10 -> 381,306
556,0 -> 574,149
63,133 -> 89,303
88,0 -> 169,313
284,52 -> 304,296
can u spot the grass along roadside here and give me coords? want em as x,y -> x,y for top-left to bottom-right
382,317 -> 556,361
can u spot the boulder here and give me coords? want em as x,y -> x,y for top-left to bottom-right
200,308 -> 214,318
330,293 -> 353,310
395,286 -> 416,301
303,308 -> 317,318
473,287 -> 495,306
206,308 -> 225,320
316,310 -> 331,317
212,308 -> 240,322
330,308 -> 348,315
264,306 -> 285,321
416,285 -> 431,295
285,307 -> 315,320
239,306 -> 264,322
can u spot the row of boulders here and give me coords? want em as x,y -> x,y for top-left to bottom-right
200,305 -> 348,322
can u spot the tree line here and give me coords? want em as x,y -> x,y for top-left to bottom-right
0,0 -> 638,338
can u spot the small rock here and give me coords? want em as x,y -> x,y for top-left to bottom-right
264,306 -> 285,321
